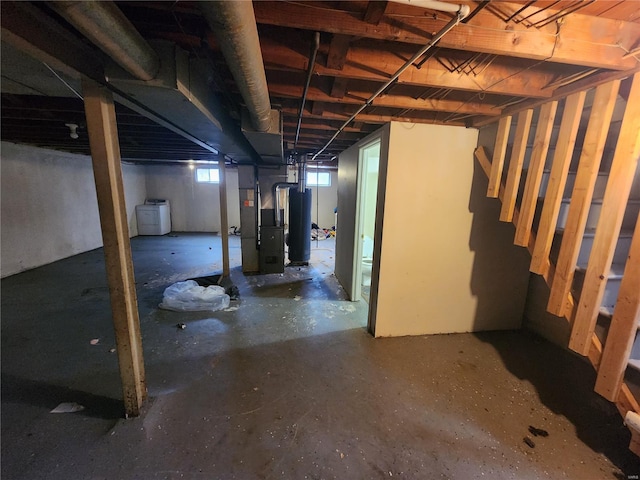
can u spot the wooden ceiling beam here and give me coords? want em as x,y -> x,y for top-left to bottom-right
326,34 -> 351,70
261,36 -> 558,98
269,80 -> 501,116
280,106 -> 465,126
364,1 -> 389,25
253,1 -> 640,70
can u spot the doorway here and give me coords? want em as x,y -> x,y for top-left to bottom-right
354,140 -> 380,302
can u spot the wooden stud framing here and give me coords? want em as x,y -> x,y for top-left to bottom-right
595,212 -> 640,401
530,91 -> 586,274
547,80 -> 620,316
487,116 -> 511,198
82,78 -> 146,417
514,101 -> 557,246
219,159 -> 230,277
570,72 -> 640,356
500,109 -> 533,223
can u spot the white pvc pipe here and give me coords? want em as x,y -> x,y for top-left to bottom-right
390,0 -> 471,17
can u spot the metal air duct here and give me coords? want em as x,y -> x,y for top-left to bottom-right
200,1 -> 272,133
49,0 -> 160,81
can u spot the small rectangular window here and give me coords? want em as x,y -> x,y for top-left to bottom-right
196,168 -> 219,183
306,170 -> 331,187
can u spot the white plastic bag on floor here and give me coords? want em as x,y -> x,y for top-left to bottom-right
159,280 -> 230,312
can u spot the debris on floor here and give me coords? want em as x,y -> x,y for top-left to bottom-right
159,280 -> 230,312
50,402 -> 85,414
176,323 -> 186,330
523,437 -> 536,448
528,425 -> 549,437
89,338 -> 100,345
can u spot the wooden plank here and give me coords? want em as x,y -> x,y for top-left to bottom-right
253,1 -> 640,69
474,64 -> 640,128
330,77 -> 349,98
500,109 -> 533,222
311,101 -> 325,116
326,34 -> 351,70
595,212 -> 640,401
547,80 -> 620,316
530,91 -> 586,274
219,160 -> 230,277
81,78 -> 146,417
474,147 -> 492,178
514,101 -> 558,246
570,72 -> 640,356
261,35 -> 555,99
268,81 -> 501,116
363,1 -> 388,24
487,116 -> 512,198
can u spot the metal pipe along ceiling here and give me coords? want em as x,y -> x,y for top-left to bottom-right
49,1 -> 160,81
200,1 -> 272,133
295,32 -> 321,151
311,4 -> 469,161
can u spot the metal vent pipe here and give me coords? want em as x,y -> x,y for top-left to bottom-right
49,1 -> 160,81
200,1 -> 272,133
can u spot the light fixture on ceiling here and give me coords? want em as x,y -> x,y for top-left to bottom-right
65,123 -> 79,139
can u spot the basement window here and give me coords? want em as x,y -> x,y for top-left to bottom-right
306,170 -> 331,187
195,168 -> 220,184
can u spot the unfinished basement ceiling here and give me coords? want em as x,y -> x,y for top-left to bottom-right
1,1 -> 640,163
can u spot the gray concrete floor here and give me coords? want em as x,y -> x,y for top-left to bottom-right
2,233 -> 639,479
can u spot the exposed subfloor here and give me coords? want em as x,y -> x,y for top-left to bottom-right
2,233 -> 639,479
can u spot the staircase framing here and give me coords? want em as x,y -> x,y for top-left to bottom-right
474,71 -> 640,455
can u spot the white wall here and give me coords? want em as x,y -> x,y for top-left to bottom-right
1,142 -> 146,277
308,170 -> 338,228
372,123 -> 531,337
144,164 -> 240,232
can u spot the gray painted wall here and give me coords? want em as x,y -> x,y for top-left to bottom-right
1,142 -> 146,277
335,126 -> 390,301
144,164 -> 241,232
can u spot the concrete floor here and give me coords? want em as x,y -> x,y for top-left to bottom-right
2,233 -> 639,479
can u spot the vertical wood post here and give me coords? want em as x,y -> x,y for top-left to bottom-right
82,78 -> 146,417
218,159 -> 230,277
570,72 -> 640,355
595,212 -> 640,401
487,115 -> 511,198
514,101 -> 557,247
530,91 -> 586,274
500,109 -> 533,223
547,80 -> 620,316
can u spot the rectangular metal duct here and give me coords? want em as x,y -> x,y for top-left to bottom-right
105,41 -> 263,164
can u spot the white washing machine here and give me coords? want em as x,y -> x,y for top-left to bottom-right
136,200 -> 171,235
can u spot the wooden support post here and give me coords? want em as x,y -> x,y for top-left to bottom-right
547,80 -> 620,316
487,115 -> 511,198
530,91 -> 586,275
595,212 -> 640,401
500,109 -> 533,223
514,101 -> 557,246
218,159 -> 230,277
570,72 -> 640,356
82,78 -> 146,417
